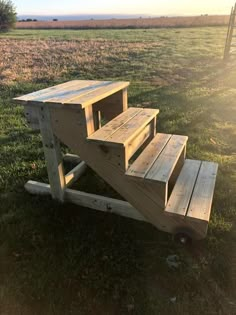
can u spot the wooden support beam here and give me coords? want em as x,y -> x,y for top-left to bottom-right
65,161 -> 87,186
37,106 -> 66,202
24,180 -> 147,223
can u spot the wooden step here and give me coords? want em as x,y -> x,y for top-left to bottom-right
165,159 -> 218,238
87,107 -> 159,170
126,133 -> 187,182
126,133 -> 188,205
88,107 -> 159,146
14,80 -> 130,108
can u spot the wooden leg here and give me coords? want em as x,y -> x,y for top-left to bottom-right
38,106 -> 66,202
93,109 -> 101,130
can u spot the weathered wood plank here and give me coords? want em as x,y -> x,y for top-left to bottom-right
126,123 -> 153,161
106,108 -> 159,145
126,133 -> 171,178
24,181 -> 147,222
65,161 -> 87,187
24,106 -> 39,130
186,161 -> 218,222
146,135 -> 188,183
14,80 -> 81,102
165,159 -> 201,217
42,80 -> 107,103
37,106 -> 66,201
88,107 -> 142,141
66,81 -> 129,107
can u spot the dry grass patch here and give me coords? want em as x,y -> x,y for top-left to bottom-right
0,38 -> 163,84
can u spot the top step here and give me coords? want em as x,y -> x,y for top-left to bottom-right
14,80 -> 130,109
88,107 -> 159,147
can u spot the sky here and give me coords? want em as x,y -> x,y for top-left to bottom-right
14,0 -> 234,16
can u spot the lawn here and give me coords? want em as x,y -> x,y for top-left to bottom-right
0,27 -> 236,315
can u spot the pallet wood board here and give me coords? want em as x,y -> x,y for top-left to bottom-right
14,80 -> 80,102
14,80 -> 130,109
25,181 -> 147,223
145,135 -> 188,183
126,133 -> 172,178
66,81 -> 130,107
165,159 -> 201,217
37,80 -> 103,102
88,107 -> 142,141
107,108 -> 159,146
186,161 -> 218,222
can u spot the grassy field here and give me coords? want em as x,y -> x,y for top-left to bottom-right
16,15 -> 229,30
0,27 -> 236,315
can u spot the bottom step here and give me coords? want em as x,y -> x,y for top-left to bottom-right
165,159 -> 218,237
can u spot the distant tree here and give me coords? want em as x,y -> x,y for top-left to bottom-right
26,18 -> 32,22
0,0 -> 17,31
33,19 -> 37,22
53,18 -> 58,21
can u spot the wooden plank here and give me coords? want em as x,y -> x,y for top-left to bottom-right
37,106 -> 66,201
165,160 -> 201,217
24,106 -> 39,130
65,161 -> 87,187
93,109 -> 101,130
126,133 -> 171,178
88,107 -> 142,141
24,181 -> 147,222
42,80 -> 108,103
186,161 -> 218,222
106,108 -> 159,145
126,122 -> 153,161
14,80 -> 81,102
66,81 -> 129,107
146,135 -> 188,183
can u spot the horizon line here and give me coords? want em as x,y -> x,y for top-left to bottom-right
17,13 -> 227,17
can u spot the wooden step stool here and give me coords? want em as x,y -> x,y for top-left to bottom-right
14,80 -> 218,241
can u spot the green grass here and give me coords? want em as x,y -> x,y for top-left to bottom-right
1,27 -> 236,314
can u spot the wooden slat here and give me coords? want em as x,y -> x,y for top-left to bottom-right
14,80 -> 81,102
186,161 -> 218,222
65,161 -> 87,187
66,81 -> 129,107
146,135 -> 188,183
126,133 -> 172,178
42,81 -> 109,103
88,107 -> 142,141
25,181 -> 147,223
165,160 -> 201,217
106,108 -> 159,145
126,123 -> 153,161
